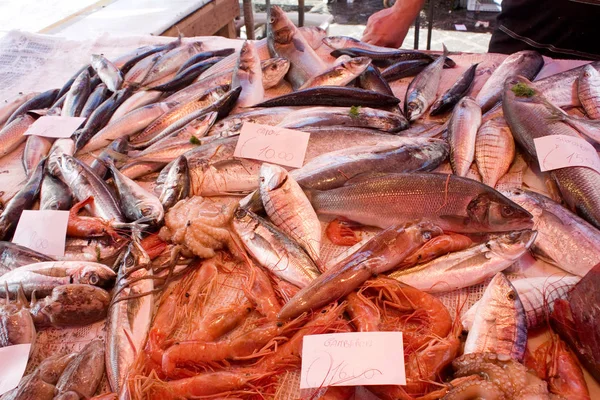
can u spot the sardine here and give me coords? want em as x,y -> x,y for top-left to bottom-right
503,188 -> 600,276
80,83 -> 109,119
109,90 -> 163,123
233,208 -> 320,288
89,137 -> 129,179
404,44 -> 448,121
299,57 -> 371,90
150,57 -> 222,92
142,42 -> 204,86
79,101 -> 176,153
462,275 -> 580,330
0,92 -> 39,128
448,96 -> 482,177
178,48 -> 236,73
260,163 -> 321,261
62,69 -> 91,117
268,6 -> 328,88
47,138 -> 75,177
278,221 -> 443,319
56,155 -> 124,222
253,86 -> 400,108
0,114 -> 35,160
108,163 -> 164,225
578,64 -> 600,119
0,241 -> 54,277
106,240 -> 153,392
90,54 -> 123,92
55,339 -> 105,399
57,65 -> 92,101
430,63 -> 478,116
6,89 -> 59,125
119,37 -> 181,75
159,155 -> 189,211
233,41 -> 264,108
134,110 -> 217,149
380,59 -> 431,82
23,134 -> 53,177
279,106 -> 409,133
475,117 -> 515,188
503,76 -> 600,229
0,261 -> 115,298
0,158 -> 45,240
307,172 -> 533,233
292,138 -> 449,190
40,172 -> 72,211
476,50 -> 543,112
463,272 -> 527,361
124,50 -> 168,86
389,230 -> 537,292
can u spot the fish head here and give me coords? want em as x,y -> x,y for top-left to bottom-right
483,272 -> 522,312
269,6 -> 293,41
298,26 -> 327,49
90,54 -> 105,68
467,191 -> 533,232
76,264 -> 116,287
55,154 -> 82,180
503,75 -> 540,105
581,64 -> 600,81
488,229 -> 537,260
322,36 -> 359,50
262,58 -> 290,86
406,99 -> 424,122
259,163 -> 288,192
500,188 -> 543,219
232,207 -> 259,237
343,57 -> 372,74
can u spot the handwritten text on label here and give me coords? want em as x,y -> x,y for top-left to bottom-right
300,332 -> 405,389
25,116 -> 86,138
534,135 -> 600,174
0,344 -> 31,396
233,122 -> 310,168
12,210 -> 69,257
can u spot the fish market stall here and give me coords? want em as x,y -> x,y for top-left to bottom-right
0,7 -> 599,399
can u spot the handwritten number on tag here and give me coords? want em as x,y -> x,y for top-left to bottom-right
306,351 -> 383,386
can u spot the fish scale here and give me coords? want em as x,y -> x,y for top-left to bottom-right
448,96 -> 482,177
475,117 -> 515,188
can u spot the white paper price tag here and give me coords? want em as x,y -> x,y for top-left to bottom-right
233,122 -> 310,168
25,116 -> 86,138
0,344 -> 31,395
300,332 -> 405,389
534,134 -> 600,174
12,210 -> 69,257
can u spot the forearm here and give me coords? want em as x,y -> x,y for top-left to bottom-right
362,0 -> 427,47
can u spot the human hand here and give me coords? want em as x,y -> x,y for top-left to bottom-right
362,7 -> 410,48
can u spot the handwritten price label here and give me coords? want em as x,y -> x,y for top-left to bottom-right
300,332 -> 405,389
12,210 -> 69,257
0,344 -> 31,395
233,122 -> 310,168
25,116 -> 86,138
534,135 -> 600,174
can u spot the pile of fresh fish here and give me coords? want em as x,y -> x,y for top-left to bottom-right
0,5 -> 599,399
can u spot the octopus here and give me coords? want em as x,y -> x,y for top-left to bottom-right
443,352 -> 551,399
158,196 -> 238,259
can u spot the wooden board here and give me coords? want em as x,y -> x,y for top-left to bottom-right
161,0 -> 239,38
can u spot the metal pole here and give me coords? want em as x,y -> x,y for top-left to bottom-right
426,0 -> 434,50
243,0 -> 255,39
414,15 -> 420,49
298,0 -> 305,27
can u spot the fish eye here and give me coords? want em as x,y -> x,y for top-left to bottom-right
88,273 -> 99,285
234,208 -> 247,219
507,291 -> 516,301
501,206 -> 515,217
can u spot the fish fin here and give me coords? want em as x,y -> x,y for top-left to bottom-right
292,38 -> 306,52
442,43 -> 449,58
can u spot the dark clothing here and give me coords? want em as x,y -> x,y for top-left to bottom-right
488,0 -> 600,60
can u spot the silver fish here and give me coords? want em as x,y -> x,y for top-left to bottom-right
298,57 -> 371,90
267,5 -> 329,88
108,163 -> 164,224
47,138 -> 75,177
159,155 -> 189,211
404,44 -> 448,121
80,83 -> 109,119
55,339 -> 105,399
40,172 -> 72,211
0,261 -> 115,298
0,114 -> 35,160
462,275 -> 580,330
90,54 -> 123,92
578,64 -> 600,120
503,188 -> 600,276
233,41 -> 264,108
142,42 -> 204,86
135,110 -> 217,149
22,134 -> 53,177
109,90 -> 163,123
0,241 -> 54,276
233,208 -> 320,288
62,69 -> 91,117
475,117 -> 515,188
58,237 -> 128,263
463,272 -> 527,361
389,230 -> 537,293
448,96 -> 481,177
260,163 -> 321,261
0,92 -> 39,128
56,154 -> 124,222
475,50 -> 544,112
